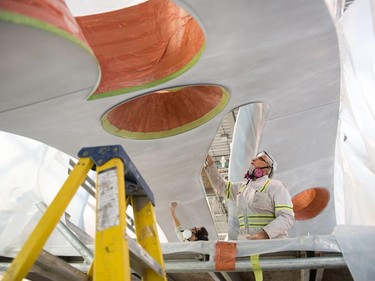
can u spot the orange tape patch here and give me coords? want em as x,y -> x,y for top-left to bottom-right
215,241 -> 237,271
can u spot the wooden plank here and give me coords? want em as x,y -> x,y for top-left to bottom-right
29,250 -> 88,281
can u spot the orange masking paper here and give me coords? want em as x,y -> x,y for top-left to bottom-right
75,0 -> 205,97
106,86 -> 224,132
215,241 -> 237,271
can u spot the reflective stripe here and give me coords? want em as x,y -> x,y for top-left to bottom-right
239,182 -> 247,194
239,223 -> 268,227
260,179 -> 271,193
225,182 -> 231,199
248,214 -> 275,219
239,215 -> 275,219
248,216 -> 274,223
248,214 -> 274,227
275,204 -> 293,211
238,214 -> 275,228
238,215 -> 245,227
249,222 -> 268,227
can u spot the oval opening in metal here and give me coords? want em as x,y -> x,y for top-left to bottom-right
292,187 -> 330,221
101,85 -> 230,139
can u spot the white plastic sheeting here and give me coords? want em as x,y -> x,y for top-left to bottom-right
334,225 -> 375,281
161,234 -> 341,256
0,131 -> 95,257
330,0 -> 375,279
334,0 -> 375,226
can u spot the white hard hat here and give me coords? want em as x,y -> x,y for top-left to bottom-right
256,151 -> 277,172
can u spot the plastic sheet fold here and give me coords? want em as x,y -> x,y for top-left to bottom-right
334,225 -> 375,280
334,0 -> 375,226
161,235 -> 342,257
0,132 -> 94,257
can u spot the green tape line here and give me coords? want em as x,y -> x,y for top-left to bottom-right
250,255 -> 263,281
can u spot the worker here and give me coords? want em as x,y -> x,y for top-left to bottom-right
204,151 -> 294,240
169,201 -> 209,241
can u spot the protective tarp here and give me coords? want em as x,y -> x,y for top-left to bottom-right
0,131 -> 95,257
334,0 -> 375,225
329,0 -> 375,279
161,235 -> 341,256
334,225 -> 375,280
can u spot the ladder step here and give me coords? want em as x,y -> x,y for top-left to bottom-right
128,238 -> 163,277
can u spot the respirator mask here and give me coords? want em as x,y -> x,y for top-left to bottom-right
244,164 -> 266,180
182,229 -> 193,240
244,151 -> 277,180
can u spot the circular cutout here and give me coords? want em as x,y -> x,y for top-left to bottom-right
101,85 -> 230,139
75,0 -> 206,99
292,187 -> 330,221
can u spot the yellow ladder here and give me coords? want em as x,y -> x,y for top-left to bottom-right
3,145 -> 167,281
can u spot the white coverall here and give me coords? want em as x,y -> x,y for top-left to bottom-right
205,164 -> 295,239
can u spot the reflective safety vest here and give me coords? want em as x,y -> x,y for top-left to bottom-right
205,164 -> 295,239
237,180 -> 275,232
